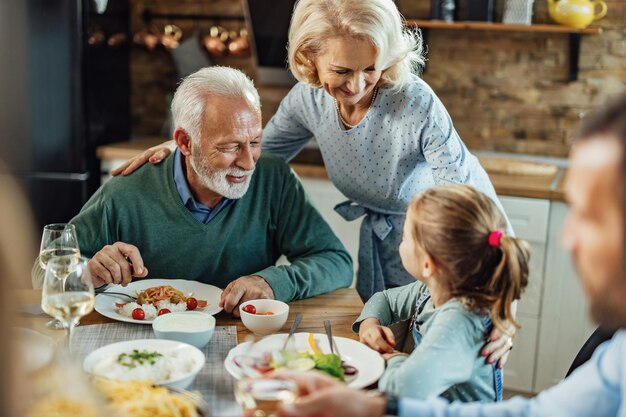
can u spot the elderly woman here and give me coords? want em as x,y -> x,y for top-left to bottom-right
114,0 -> 514,361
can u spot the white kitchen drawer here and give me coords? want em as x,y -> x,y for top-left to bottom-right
503,314 -> 539,393
499,196 -> 550,243
300,178 -> 361,286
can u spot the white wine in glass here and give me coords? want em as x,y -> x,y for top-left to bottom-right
39,223 -> 81,329
235,379 -> 298,417
41,256 -> 94,352
39,223 -> 80,269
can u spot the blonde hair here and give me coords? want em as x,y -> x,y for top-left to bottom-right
407,185 -> 530,335
287,0 -> 424,92
171,66 -> 260,144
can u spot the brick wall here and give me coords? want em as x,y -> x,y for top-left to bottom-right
398,0 -> 626,156
130,0 -> 626,157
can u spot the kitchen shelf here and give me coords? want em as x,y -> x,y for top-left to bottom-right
406,19 -> 603,81
406,20 -> 602,34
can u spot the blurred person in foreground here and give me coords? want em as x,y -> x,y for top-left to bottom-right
267,93 -> 626,417
0,163 -> 40,416
39,67 -> 352,316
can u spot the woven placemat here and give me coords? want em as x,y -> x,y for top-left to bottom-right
72,323 -> 242,416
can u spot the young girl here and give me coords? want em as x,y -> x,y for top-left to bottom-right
354,185 -> 530,402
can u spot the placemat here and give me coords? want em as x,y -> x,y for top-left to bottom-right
72,323 -> 242,416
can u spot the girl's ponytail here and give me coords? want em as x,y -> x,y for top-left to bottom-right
407,185 -> 531,335
487,234 -> 530,335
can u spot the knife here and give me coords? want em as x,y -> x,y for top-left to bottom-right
282,313 -> 303,350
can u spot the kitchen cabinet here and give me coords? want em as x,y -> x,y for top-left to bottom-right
498,196 -> 550,392
299,178 -> 362,285
533,201 -> 595,391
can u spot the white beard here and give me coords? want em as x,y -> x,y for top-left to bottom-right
189,149 -> 254,199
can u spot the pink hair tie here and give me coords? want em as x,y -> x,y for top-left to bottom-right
488,229 -> 504,248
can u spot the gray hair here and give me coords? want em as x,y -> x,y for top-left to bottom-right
288,0 -> 424,92
171,66 -> 261,143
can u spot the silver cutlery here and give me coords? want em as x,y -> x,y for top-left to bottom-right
323,319 -> 342,359
97,292 -> 137,301
282,313 -> 303,351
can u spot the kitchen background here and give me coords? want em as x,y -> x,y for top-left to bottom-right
128,0 -> 625,157
0,0 -> 624,398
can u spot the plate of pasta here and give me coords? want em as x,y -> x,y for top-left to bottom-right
95,279 -> 223,324
26,378 -> 210,417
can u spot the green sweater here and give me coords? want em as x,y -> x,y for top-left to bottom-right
70,154 -> 353,302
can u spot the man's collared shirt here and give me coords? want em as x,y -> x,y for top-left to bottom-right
173,148 -> 232,224
398,329 -> 626,417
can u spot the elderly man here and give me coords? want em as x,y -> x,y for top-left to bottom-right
267,93 -> 626,417
70,66 -> 352,315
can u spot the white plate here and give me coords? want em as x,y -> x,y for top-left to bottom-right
12,327 -> 55,373
83,339 -> 205,390
94,279 -> 223,324
224,332 -> 384,389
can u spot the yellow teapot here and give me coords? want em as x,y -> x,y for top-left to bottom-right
547,0 -> 607,29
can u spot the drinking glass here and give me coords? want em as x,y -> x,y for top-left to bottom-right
235,378 -> 298,417
39,223 -> 81,329
41,256 -> 95,352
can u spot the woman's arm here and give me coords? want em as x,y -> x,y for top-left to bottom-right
261,83 -> 315,161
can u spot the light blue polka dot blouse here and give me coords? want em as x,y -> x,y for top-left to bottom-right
262,75 -> 507,301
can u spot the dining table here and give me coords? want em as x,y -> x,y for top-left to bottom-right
16,287 -> 366,417
16,287 -> 364,341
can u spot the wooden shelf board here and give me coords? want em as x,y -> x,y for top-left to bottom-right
406,19 -> 602,35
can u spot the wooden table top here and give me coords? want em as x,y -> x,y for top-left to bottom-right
16,288 -> 364,343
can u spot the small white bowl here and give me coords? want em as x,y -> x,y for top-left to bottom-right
239,299 -> 289,335
152,311 -> 216,349
83,339 -> 205,390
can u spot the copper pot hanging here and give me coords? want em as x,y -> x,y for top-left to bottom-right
203,26 -> 228,57
227,28 -> 250,58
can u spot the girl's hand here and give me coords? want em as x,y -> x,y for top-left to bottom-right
111,140 -> 176,176
359,318 -> 396,353
481,321 -> 516,368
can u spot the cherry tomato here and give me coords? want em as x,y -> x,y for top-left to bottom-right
132,308 -> 145,320
158,308 -> 171,316
242,304 -> 256,314
186,297 -> 198,310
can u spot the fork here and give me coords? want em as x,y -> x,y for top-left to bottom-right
97,292 -> 137,301
323,319 -> 342,359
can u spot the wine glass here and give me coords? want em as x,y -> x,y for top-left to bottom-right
234,378 -> 298,417
41,256 -> 95,352
39,223 -> 81,329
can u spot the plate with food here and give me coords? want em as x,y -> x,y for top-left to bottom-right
83,339 -> 205,390
224,332 -> 384,389
94,279 -> 223,324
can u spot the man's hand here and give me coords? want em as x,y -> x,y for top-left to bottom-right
259,371 -> 385,417
87,242 -> 148,288
219,275 -> 274,317
481,321 -> 516,368
358,317 -> 396,353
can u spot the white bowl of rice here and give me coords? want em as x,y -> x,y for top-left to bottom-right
83,339 -> 205,390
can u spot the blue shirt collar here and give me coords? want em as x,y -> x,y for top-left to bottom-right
173,148 -> 232,224
173,148 -> 198,208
